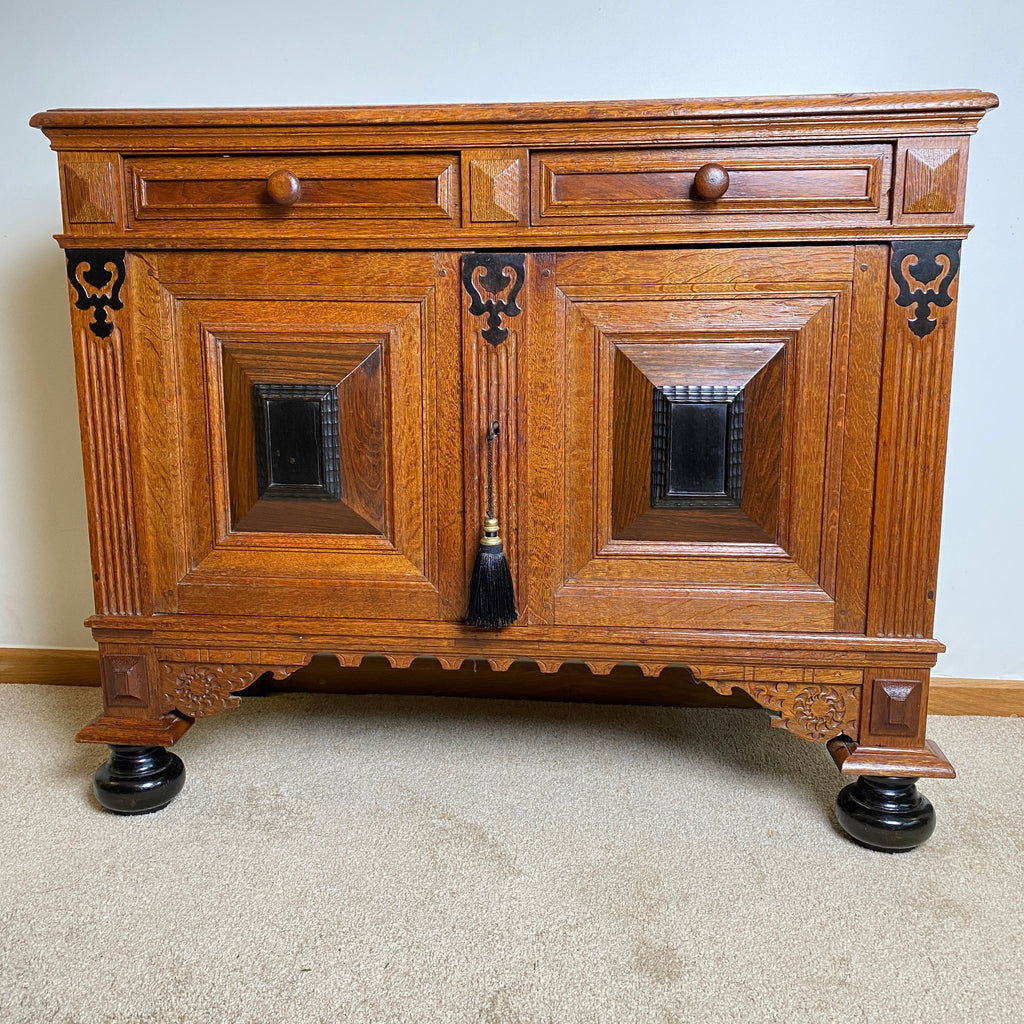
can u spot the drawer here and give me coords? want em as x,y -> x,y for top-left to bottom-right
127,154 -> 459,224
532,144 -> 892,225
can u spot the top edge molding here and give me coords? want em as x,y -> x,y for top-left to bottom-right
31,89 -> 999,131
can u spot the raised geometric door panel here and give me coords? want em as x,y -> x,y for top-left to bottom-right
130,251 -> 464,620
220,337 -> 384,534
551,246 -> 882,633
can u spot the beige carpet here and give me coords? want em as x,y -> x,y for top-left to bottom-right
0,683 -> 1021,1024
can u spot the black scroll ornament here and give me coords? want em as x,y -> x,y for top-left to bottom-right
462,253 -> 526,346
66,249 -> 126,339
890,241 -> 961,339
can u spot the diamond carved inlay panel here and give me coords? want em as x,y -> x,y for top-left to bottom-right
470,158 -> 522,222
903,147 -> 960,214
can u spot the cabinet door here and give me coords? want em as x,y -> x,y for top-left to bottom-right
131,251 -> 464,620
549,247 -> 884,633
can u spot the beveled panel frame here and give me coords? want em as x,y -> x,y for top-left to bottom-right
552,246 -> 883,633
128,250 -> 465,621
611,342 -> 784,540
219,336 -> 385,535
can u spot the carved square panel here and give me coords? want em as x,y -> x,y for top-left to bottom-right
553,246 -> 876,633
220,338 -> 386,535
611,341 -> 784,544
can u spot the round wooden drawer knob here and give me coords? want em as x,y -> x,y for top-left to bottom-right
266,169 -> 302,206
693,163 -> 730,201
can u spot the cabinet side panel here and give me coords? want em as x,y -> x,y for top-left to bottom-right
867,241 -> 960,637
66,251 -> 150,615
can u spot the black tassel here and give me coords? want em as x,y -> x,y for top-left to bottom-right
467,422 -> 517,629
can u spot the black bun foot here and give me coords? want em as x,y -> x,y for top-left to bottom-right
93,745 -> 185,815
835,775 -> 935,852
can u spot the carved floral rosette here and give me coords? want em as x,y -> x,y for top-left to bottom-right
159,661 -> 308,719
696,673 -> 860,742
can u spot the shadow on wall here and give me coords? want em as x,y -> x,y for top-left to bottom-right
3,242 -> 94,646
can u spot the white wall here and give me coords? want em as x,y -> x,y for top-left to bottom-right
2,0 -> 1020,678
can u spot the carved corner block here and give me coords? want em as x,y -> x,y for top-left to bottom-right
862,669 -> 928,747
100,654 -> 151,710
895,139 -> 966,222
904,147 -> 960,213
60,153 -> 123,226
462,149 -> 528,225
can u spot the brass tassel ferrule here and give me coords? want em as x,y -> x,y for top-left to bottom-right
479,516 -> 503,548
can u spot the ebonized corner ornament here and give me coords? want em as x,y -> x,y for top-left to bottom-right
890,241 -> 961,339
66,249 -> 126,339
462,253 -> 526,345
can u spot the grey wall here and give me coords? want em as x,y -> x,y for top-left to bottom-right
2,0 -> 1020,678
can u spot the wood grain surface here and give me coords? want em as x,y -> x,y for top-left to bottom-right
30,92 -> 1000,779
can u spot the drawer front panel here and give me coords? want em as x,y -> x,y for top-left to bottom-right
128,154 -> 459,223
533,145 -> 892,225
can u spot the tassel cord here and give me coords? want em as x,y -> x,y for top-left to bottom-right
485,420 -> 498,519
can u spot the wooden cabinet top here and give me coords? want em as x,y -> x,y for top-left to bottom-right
31,89 -> 997,135
33,91 -> 998,250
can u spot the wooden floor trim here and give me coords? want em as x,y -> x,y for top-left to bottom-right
0,647 -> 100,686
0,648 -> 1021,716
929,677 -> 1024,717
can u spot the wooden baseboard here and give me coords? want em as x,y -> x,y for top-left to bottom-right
0,647 -> 100,686
1,648 -> 1021,716
929,677 -> 1024,717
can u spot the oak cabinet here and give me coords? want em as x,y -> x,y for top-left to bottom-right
33,91 -> 997,847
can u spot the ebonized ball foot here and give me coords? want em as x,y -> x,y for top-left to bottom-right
835,775 -> 935,852
93,745 -> 185,815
